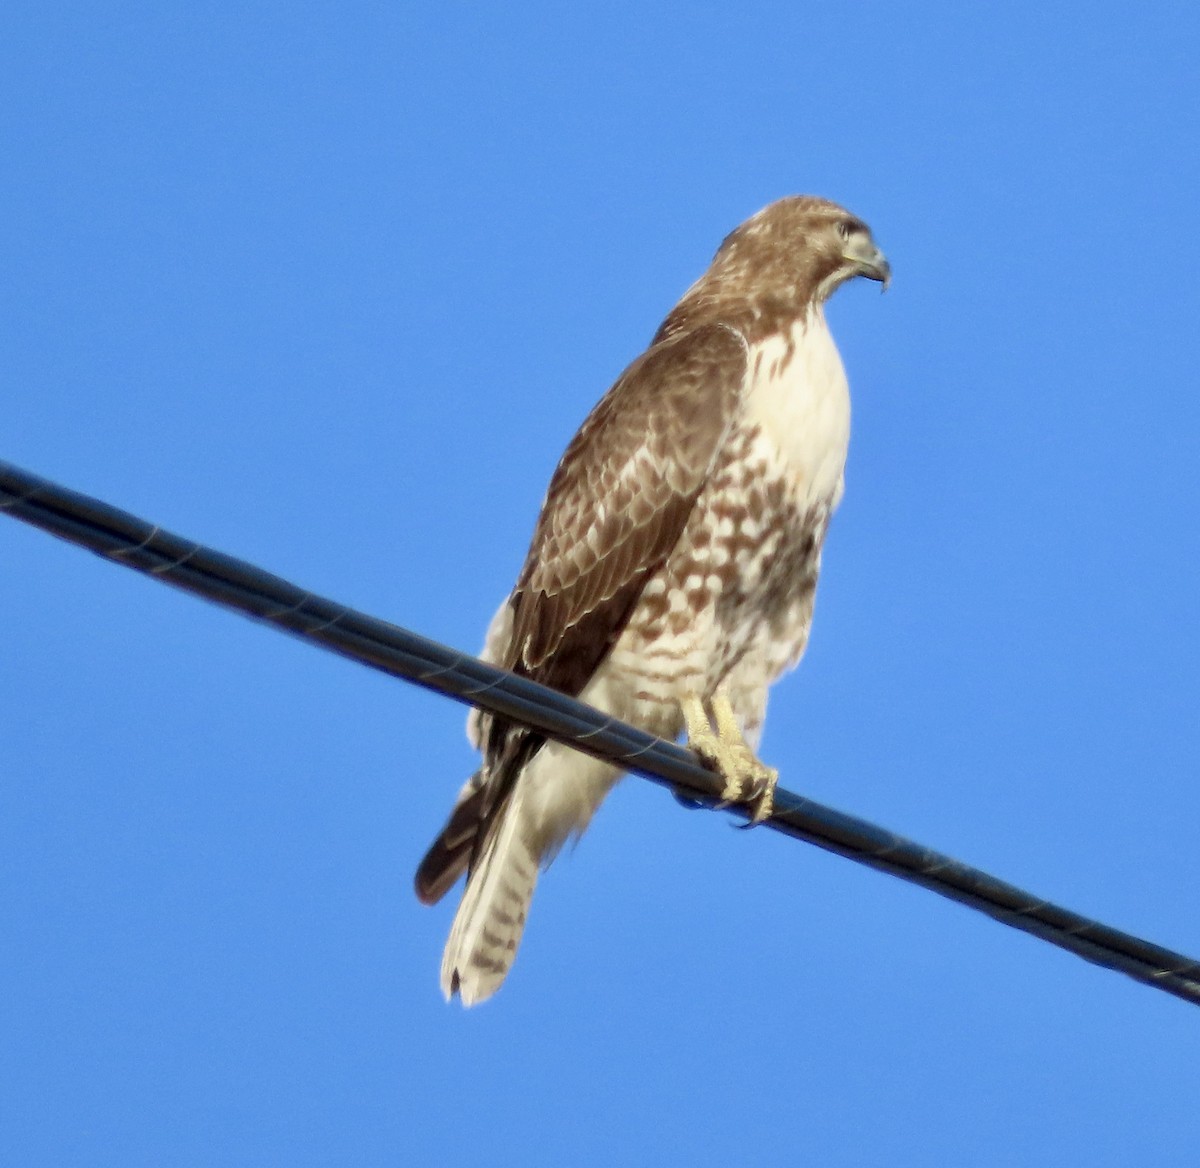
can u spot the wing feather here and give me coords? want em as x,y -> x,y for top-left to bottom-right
416,322 -> 748,903
504,321 -> 748,696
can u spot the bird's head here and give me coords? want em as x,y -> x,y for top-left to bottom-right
656,195 -> 889,343
711,195 -> 890,307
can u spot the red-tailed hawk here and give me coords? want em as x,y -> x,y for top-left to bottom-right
415,196 -> 889,1004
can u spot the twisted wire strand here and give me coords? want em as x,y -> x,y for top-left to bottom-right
3,458 -> 1197,1007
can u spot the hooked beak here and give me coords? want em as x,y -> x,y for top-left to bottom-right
864,251 -> 891,290
843,234 -> 891,290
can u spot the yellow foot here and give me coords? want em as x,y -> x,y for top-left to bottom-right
681,690 -> 778,825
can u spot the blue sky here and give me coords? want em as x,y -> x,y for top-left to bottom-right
3,3 -> 1198,1165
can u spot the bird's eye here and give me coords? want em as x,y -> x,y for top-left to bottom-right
837,219 -> 857,240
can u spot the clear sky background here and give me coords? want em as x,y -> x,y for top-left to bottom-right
2,3 -> 1198,1165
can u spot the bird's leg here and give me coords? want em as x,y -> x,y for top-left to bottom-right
681,689 -> 778,825
710,689 -> 777,824
681,692 -> 742,806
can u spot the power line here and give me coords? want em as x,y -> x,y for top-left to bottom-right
2,457 -> 1197,1007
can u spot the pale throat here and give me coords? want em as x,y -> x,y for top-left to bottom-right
741,309 -> 851,509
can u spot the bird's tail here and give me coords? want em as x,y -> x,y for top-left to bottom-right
439,780 -> 540,1006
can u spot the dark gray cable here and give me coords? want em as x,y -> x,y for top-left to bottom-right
3,458 -> 1197,1006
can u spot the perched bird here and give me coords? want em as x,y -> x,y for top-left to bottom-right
415,196 -> 889,1005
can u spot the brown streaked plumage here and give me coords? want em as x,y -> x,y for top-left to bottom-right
415,195 -> 889,1005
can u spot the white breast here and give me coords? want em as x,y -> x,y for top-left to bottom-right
740,311 -> 851,510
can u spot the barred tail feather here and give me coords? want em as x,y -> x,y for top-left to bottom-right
439,783 -> 540,1006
